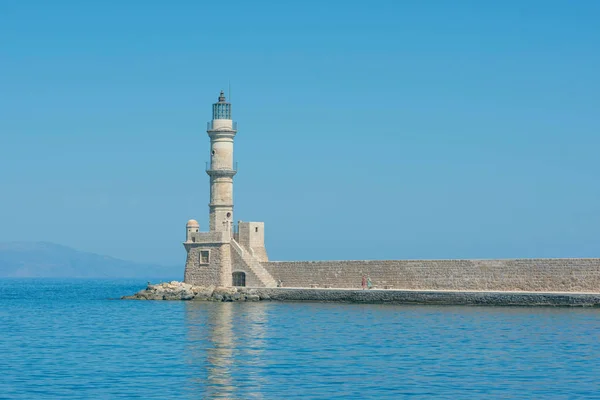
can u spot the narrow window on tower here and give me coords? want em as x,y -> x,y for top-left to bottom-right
200,251 -> 209,264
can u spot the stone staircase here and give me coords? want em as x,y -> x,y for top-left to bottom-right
231,239 -> 278,288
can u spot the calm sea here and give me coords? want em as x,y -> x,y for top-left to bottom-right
1,279 -> 599,399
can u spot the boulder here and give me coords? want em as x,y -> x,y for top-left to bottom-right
123,282 -> 269,302
192,285 -> 215,299
213,287 -> 237,296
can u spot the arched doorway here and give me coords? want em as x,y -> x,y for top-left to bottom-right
232,271 -> 246,287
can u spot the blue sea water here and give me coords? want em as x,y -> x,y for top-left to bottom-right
1,279 -> 599,399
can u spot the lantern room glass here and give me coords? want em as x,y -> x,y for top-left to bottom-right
212,102 -> 231,119
212,91 -> 231,119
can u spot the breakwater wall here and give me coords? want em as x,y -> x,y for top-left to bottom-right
122,283 -> 600,307
256,288 -> 600,307
262,259 -> 600,292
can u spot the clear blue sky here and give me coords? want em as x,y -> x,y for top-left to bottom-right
1,0 -> 599,265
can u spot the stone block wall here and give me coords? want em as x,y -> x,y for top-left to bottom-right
184,243 -> 231,287
231,246 -> 266,287
186,231 -> 228,245
262,259 -> 600,292
238,222 -> 268,262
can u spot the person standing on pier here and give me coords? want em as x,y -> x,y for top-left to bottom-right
361,275 -> 367,290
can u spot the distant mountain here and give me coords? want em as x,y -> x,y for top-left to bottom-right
0,242 -> 181,279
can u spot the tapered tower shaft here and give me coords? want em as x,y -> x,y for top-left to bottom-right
206,91 -> 237,233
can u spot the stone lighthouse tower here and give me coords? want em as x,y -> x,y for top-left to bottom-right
207,91 -> 237,233
183,91 -> 274,288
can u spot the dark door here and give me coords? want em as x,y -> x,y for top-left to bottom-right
232,272 -> 246,287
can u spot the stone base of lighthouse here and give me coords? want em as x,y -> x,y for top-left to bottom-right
183,231 -> 232,287
183,222 -> 276,288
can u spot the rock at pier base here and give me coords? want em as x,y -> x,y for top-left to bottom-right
121,281 -> 265,302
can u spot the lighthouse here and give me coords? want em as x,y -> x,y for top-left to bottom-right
183,91 -> 273,288
207,90 -> 237,234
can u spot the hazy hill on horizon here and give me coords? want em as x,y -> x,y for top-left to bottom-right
0,241 -> 181,279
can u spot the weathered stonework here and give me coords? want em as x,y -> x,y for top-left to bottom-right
237,222 -> 268,262
262,259 -> 600,293
183,230 -> 233,287
252,288 -> 600,307
230,243 -> 263,287
184,244 -> 224,286
123,283 -> 600,307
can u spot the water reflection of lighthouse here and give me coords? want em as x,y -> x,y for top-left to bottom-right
184,302 -> 269,398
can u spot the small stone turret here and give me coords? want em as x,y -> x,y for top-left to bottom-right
186,219 -> 199,243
